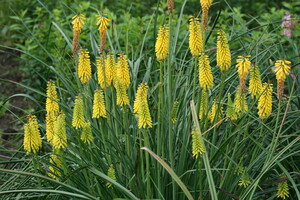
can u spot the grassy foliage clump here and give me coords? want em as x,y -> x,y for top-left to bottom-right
1,0 -> 300,199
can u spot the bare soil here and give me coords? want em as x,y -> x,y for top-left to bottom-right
0,49 -> 31,159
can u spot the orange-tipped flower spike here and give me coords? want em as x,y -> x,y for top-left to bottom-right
274,60 -> 291,99
236,55 -> 251,91
72,14 -> 85,53
96,14 -> 110,51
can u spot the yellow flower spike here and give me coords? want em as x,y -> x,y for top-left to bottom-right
115,79 -> 129,106
105,53 -> 116,87
234,88 -> 248,116
92,88 -> 107,118
200,0 -> 213,29
23,114 -> 42,154
71,14 -> 85,52
48,154 -> 63,180
274,60 -> 291,99
117,54 -> 131,90
238,168 -> 251,188
78,49 -> 92,84
97,54 -> 106,89
171,100 -> 179,123
277,178 -> 289,199
46,80 -> 59,114
133,82 -> 152,129
226,93 -> 238,120
45,112 -> 56,145
236,55 -> 251,91
191,126 -> 205,158
167,0 -> 174,14
217,29 -> 231,72
199,90 -> 208,120
200,0 -> 213,12
155,25 -> 169,61
96,14 -> 110,51
189,16 -> 203,57
53,112 -> 67,150
209,99 -> 223,124
199,53 -> 214,91
106,164 -> 117,188
257,83 -> 273,120
80,122 -> 93,144
249,64 -> 263,99
72,95 -> 86,129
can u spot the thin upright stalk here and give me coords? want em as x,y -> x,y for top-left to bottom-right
192,57 -> 198,100
167,12 -> 176,198
211,73 -> 226,153
144,129 -> 151,199
157,61 -> 163,192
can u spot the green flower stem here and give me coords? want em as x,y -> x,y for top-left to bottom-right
168,11 -> 176,198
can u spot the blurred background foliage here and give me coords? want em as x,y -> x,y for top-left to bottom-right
0,0 -> 299,101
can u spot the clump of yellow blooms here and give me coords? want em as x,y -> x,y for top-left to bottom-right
199,91 -> 208,120
115,79 -> 130,106
117,54 -> 131,90
209,99 -> 224,124
199,53 -> 214,91
133,82 -> 152,129
97,54 -> 106,89
71,14 -> 85,52
277,177 -> 289,199
274,60 -> 291,99
155,25 -> 169,61
106,164 -> 117,188
236,55 -> 251,91
257,83 -> 273,120
217,29 -> 231,72
249,64 -> 263,99
46,81 -> 59,114
72,95 -> 86,129
45,112 -> 56,145
105,53 -> 116,87
45,81 -> 59,145
234,88 -> 248,115
191,126 -> 205,158
78,49 -> 92,84
80,122 -> 93,144
53,112 -> 67,150
23,114 -> 42,154
96,14 -> 110,51
48,154 -> 63,180
189,16 -> 203,57
92,88 -> 107,118
200,0 -> 213,29
226,93 -> 238,120
114,53 -> 130,106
